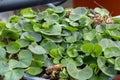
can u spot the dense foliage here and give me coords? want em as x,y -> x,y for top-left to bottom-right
0,6 -> 120,80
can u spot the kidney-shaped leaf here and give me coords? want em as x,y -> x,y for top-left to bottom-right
26,67 -> 42,76
0,48 -> 6,60
40,39 -> 57,53
20,8 -> 36,18
53,6 -> 64,13
107,30 -> 120,40
0,61 -> 9,75
67,62 -> 93,80
83,29 -> 96,41
99,38 -> 117,51
115,57 -> 120,71
29,42 -> 46,54
4,69 -> 24,80
81,43 -> 94,55
72,7 -> 88,15
97,56 -> 117,77
21,32 -> 42,42
9,50 -> 32,69
6,42 -> 21,54
40,24 -> 62,36
104,47 -> 120,58
2,30 -> 19,40
16,39 -> 30,48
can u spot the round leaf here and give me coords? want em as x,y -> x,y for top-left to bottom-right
29,42 -> 46,54
81,43 -> 94,55
6,42 -> 21,54
115,57 -> 120,70
20,8 -> 36,18
0,48 -> 6,60
97,56 -> 117,77
16,39 -> 30,47
67,62 -> 93,80
53,6 -> 64,13
21,32 -> 42,42
2,30 -> 19,40
4,69 -> 24,80
104,47 -> 120,58
9,50 -> 32,68
0,61 -> 9,75
72,7 -> 88,15
26,67 -> 42,75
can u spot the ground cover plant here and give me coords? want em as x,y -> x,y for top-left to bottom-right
0,6 -> 120,80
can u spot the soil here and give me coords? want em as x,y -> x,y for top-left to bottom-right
93,14 -> 114,24
42,64 -> 62,80
0,76 -> 3,80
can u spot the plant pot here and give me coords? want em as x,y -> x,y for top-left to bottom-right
109,75 -> 120,80
23,74 -> 48,80
73,0 -> 120,16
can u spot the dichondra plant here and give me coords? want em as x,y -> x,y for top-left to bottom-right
0,6 -> 120,80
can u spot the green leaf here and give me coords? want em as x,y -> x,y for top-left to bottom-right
95,25 -> 105,33
36,13 -> 44,20
106,30 -> 120,40
26,67 -> 42,75
44,14 -> 59,24
53,57 -> 61,64
69,22 -> 79,27
22,22 -> 34,32
98,73 -> 109,80
81,43 -> 94,55
115,57 -> 120,70
40,24 -> 62,36
0,21 -> 5,31
67,44 -> 78,57
69,14 -> 81,21
20,8 -> 36,18
33,23 -> 42,31
2,30 -> 19,40
16,39 -> 30,48
65,36 -> 77,43
4,69 -> 24,80
40,39 -> 57,53
112,18 -> 120,24
84,29 -> 96,41
21,32 -> 42,42
93,44 -> 102,57
33,54 -> 45,62
75,56 -> 83,66
50,48 -> 61,58
31,60 -> 44,68
104,47 -> 120,58
0,48 -> 6,60
60,68 -> 68,79
67,62 -> 93,80
99,38 -> 117,51
9,50 -> 32,68
72,7 -> 88,15
79,16 -> 93,27
0,42 -> 6,48
0,61 -> 9,75
9,15 -> 20,23
29,42 -> 46,54
105,24 -> 120,30
6,42 -> 21,54
97,56 -> 117,77
66,26 -> 78,32
53,6 -> 64,13
94,8 -> 109,16
18,50 -> 32,67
